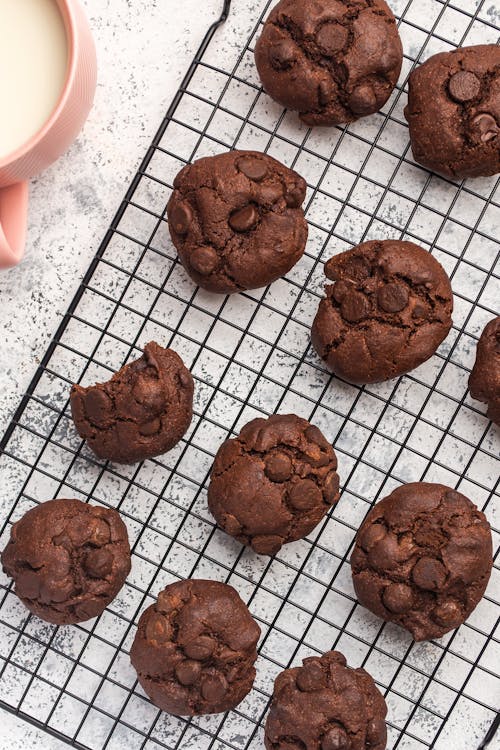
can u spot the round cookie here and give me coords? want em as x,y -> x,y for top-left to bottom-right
254,0 -> 403,126
469,316 -> 500,426
130,579 -> 260,715
264,650 -> 387,750
311,240 -> 453,383
71,341 -> 194,464
208,414 -> 340,556
351,483 -> 493,641
166,150 -> 308,293
1,499 -> 131,625
405,45 -> 500,179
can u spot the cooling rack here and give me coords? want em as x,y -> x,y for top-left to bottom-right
0,0 -> 499,748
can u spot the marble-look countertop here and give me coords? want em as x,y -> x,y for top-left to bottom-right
0,0 -> 218,745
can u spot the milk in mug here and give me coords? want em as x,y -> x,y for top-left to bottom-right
0,0 -> 69,159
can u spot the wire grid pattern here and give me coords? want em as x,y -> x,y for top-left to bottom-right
0,0 -> 499,748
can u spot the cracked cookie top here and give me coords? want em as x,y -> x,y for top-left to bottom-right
166,150 -> 308,293
70,342 -> 194,464
351,483 -> 493,641
264,650 -> 387,750
130,579 -> 261,715
1,499 -> 131,625
254,0 -> 403,126
208,414 -> 340,556
311,240 -> 453,384
404,45 -> 500,179
469,316 -> 500,426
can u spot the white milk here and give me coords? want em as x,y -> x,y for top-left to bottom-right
0,0 -> 69,159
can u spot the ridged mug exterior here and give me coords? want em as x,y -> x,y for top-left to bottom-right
0,0 -> 97,268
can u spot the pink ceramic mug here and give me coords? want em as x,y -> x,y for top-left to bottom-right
0,0 -> 97,269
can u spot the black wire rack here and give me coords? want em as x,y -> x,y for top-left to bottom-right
0,0 -> 499,748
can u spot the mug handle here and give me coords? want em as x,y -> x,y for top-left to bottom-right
0,181 -> 29,269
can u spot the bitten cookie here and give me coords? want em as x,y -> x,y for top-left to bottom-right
405,45 -> 500,179
208,414 -> 340,556
254,0 -> 402,126
469,316 -> 500,426
351,483 -> 493,641
1,499 -> 131,625
264,650 -> 387,750
311,240 -> 453,383
166,150 -> 308,293
71,342 -> 194,464
130,580 -> 260,715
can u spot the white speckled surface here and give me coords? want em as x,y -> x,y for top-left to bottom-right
0,0 -> 218,746
0,0 -> 499,748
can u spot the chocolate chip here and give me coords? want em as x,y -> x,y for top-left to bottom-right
321,725 -> 350,750
349,84 -> 377,115
139,418 -> 162,436
201,673 -> 228,702
229,204 -> 259,233
88,518 -> 111,547
433,599 -> 462,626
341,291 -> 369,322
237,157 -> 268,181
175,659 -> 202,686
367,532 -> 400,570
412,301 -> 427,319
359,523 -> 386,552
296,660 -> 325,692
288,479 -> 322,511
285,184 -> 304,208
84,389 -> 113,426
66,516 -> 93,547
146,613 -> 172,644
190,246 -> 219,275
316,23 -> 348,56
84,547 -> 113,578
377,282 -> 409,313
265,452 -> 293,482
472,113 -> 499,143
260,183 -> 284,204
323,471 -> 340,503
382,583 -> 413,613
184,635 -> 216,661
170,201 -> 193,235
448,70 -> 480,103
132,376 -> 166,414
269,39 -> 296,69
412,557 -> 447,591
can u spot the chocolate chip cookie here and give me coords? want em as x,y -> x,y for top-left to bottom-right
1,499 -> 131,625
208,414 -> 340,556
254,0 -> 403,126
264,650 -> 387,750
166,150 -> 308,293
71,342 -> 194,464
405,45 -> 500,179
130,579 -> 260,715
311,240 -> 453,383
351,483 -> 493,641
469,316 -> 500,426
